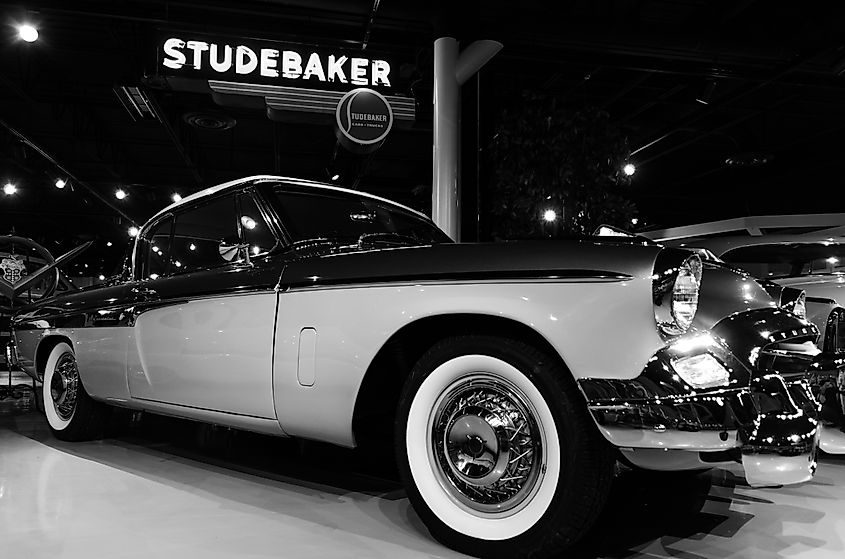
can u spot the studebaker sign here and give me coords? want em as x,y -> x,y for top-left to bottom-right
158,33 -> 395,91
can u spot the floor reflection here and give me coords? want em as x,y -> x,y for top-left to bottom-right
2,397 -> 845,558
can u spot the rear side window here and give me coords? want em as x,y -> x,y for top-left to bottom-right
272,187 -> 449,245
169,195 -> 240,274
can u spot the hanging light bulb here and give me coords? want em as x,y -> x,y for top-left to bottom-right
55,178 -> 67,189
172,193 -> 182,202
128,226 -> 140,237
115,188 -> 127,200
3,182 -> 17,195
623,163 -> 636,176
17,24 -> 38,43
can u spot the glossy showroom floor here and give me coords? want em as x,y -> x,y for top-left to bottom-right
2,376 -> 845,559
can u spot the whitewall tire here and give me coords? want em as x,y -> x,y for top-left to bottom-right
395,335 -> 614,559
43,342 -> 108,441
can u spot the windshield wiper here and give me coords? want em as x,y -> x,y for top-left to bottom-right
357,233 -> 424,248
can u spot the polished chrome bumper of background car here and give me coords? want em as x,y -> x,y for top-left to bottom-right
580,307 -> 834,487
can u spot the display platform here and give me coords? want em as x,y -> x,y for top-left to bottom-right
2,386 -> 844,559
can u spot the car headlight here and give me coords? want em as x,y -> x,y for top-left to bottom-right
789,291 -> 806,320
671,353 -> 730,389
759,282 -> 807,320
653,250 -> 702,337
672,256 -> 702,330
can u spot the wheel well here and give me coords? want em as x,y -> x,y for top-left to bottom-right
351,314 -> 570,447
35,335 -> 74,381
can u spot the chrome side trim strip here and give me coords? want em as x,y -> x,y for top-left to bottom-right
284,274 -> 633,292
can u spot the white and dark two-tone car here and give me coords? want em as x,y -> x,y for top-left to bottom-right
8,176 -> 841,558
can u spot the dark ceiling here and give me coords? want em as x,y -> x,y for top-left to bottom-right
2,0 -> 845,275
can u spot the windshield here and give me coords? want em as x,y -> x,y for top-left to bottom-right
720,243 -> 845,278
271,186 -> 452,246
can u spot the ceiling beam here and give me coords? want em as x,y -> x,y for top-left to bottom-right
0,117 -> 138,224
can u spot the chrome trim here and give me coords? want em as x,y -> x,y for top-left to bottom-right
50,351 -> 79,421
5,340 -> 19,368
652,249 -> 701,337
208,81 -> 416,120
429,374 -> 544,514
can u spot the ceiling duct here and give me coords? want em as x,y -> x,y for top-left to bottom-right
113,86 -> 160,121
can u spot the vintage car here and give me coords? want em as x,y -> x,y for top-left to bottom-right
644,215 -> 845,443
7,176 -> 840,558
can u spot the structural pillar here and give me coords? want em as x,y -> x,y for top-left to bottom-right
433,37 -> 460,240
432,37 -> 502,241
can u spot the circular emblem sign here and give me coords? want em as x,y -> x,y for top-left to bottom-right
335,88 -> 394,153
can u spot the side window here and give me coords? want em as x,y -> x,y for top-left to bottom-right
272,186 -> 449,244
238,194 -> 276,256
169,195 -> 240,274
144,217 -> 173,280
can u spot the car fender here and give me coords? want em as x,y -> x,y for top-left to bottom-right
272,277 -> 661,447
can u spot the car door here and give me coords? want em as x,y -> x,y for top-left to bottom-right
127,190 -> 281,419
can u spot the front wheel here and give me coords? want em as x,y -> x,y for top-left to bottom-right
395,336 -> 614,558
43,342 -> 109,441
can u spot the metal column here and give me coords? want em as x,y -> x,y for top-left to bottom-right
432,37 -> 502,241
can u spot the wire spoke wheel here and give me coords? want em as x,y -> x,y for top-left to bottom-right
50,352 -> 80,421
430,374 -> 545,516
42,342 -> 108,441
396,335 -> 615,559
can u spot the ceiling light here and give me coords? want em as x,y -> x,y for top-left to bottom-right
106,241 -> 113,247
331,174 -> 340,181
128,226 -> 140,237
631,217 -> 639,225
55,178 -> 67,189
241,216 -> 257,230
115,188 -> 127,200
17,24 -> 38,43
542,209 -> 557,223
827,257 -> 839,265
3,182 -> 17,195
623,163 -> 636,176
98,275 -> 106,281
172,193 -> 182,202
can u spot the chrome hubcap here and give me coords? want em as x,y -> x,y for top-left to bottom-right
50,352 -> 79,421
431,374 -> 544,515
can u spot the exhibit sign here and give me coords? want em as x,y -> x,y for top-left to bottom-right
157,33 -> 396,92
334,88 -> 393,152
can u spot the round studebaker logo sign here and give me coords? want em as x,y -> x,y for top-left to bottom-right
335,88 -> 393,153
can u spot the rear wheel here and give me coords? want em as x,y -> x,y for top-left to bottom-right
395,335 -> 614,558
43,342 -> 109,441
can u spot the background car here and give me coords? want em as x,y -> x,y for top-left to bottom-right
9,177 -> 838,559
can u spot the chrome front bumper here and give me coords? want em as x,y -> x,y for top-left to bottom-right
581,308 -> 828,487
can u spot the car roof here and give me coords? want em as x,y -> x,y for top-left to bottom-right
145,174 -> 431,229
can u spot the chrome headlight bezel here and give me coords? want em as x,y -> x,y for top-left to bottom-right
781,289 -> 807,320
653,249 -> 702,337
